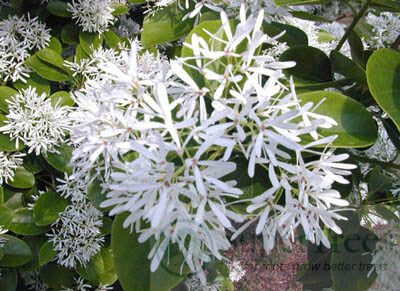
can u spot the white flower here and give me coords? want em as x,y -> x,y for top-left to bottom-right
20,270 -> 49,291
0,151 -> 25,184
365,12 -> 400,48
68,0 -> 117,33
0,87 -> 70,155
228,260 -> 246,282
0,14 -> 51,82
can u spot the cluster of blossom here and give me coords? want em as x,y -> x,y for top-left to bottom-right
48,174 -> 104,268
365,12 -> 400,48
68,0 -> 121,33
0,87 -> 71,155
20,270 -> 49,291
0,14 -> 51,82
227,260 -> 246,282
368,220 -> 400,290
0,151 -> 25,184
66,4 -> 355,284
148,0 -> 290,21
184,274 -> 223,291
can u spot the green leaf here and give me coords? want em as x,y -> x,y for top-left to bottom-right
0,205 -> 14,228
331,227 -> 378,291
3,192 -> 23,210
39,241 -> 57,266
274,0 -> 330,5
347,31 -> 365,67
13,73 -> 50,96
263,22 -> 308,47
111,3 -> 129,15
50,91 -> 75,107
7,167 -> 35,189
290,10 -> 333,22
279,46 -> 333,83
142,3 -> 195,48
75,44 -> 90,62
104,29 -> 121,49
47,37 -> 62,54
330,50 -> 366,84
367,48 -> 400,130
76,246 -> 117,285
297,91 -> 378,147
0,234 -> 33,267
40,264 -> 75,289
9,208 -> 49,235
0,186 -> 3,204
44,143 -> 73,174
46,1 -> 72,17
36,48 -> 66,70
0,268 -> 17,291
25,55 -> 70,82
33,191 -> 68,226
112,212 -> 189,291
21,236 -> 47,272
79,31 -> 104,55
0,113 -> 26,152
127,0 -> 147,3
0,86 -> 17,113
88,179 -> 110,212
61,23 -> 80,45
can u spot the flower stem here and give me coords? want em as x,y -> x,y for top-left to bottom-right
335,0 -> 373,52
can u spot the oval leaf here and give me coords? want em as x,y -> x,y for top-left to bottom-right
33,191 -> 68,226
7,167 -> 35,189
0,86 -> 17,113
9,208 -> 49,235
0,234 -> 33,267
40,264 -> 75,289
44,144 -> 73,174
50,91 -> 75,107
330,50 -> 366,84
297,91 -> 377,147
39,241 -> 57,266
367,48 -> 400,130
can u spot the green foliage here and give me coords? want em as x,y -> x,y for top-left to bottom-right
367,48 -> 400,130
33,191 -> 68,226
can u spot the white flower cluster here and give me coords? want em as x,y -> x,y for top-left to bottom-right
365,12 -> 400,48
0,87 -> 71,155
0,151 -> 24,184
68,0 -> 117,33
0,14 -> 51,82
20,270 -> 49,291
184,273 -> 223,291
48,175 -> 104,268
67,4 -> 354,283
227,260 -> 246,282
368,221 -> 400,291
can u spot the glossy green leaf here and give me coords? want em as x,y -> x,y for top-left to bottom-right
330,50 -> 366,84
297,91 -> 377,147
274,0 -> 330,5
104,29 -> 121,49
263,22 -> 308,47
33,191 -> 68,226
0,234 -> 33,267
47,37 -> 62,54
280,46 -> 333,83
23,154 -> 43,174
13,73 -> 50,96
39,241 -> 57,266
79,31 -> 104,55
40,264 -> 75,289
50,91 -> 75,107
112,212 -> 189,291
0,86 -> 17,113
290,10 -> 332,22
111,3 -> 129,15
46,0 -> 73,17
127,0 -> 146,3
7,167 -> 35,189
61,23 -> 79,45
76,246 -> 117,285
367,48 -> 400,130
347,31 -> 365,67
88,179 -> 110,212
9,208 -> 49,235
0,268 -> 17,291
44,143 -> 73,174
25,55 -> 70,82
142,3 -> 195,48
36,48 -> 66,70
75,44 -> 90,62
0,205 -> 14,228
3,192 -> 23,209
21,236 -> 47,272
0,113 -> 26,152
331,227 -> 377,291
